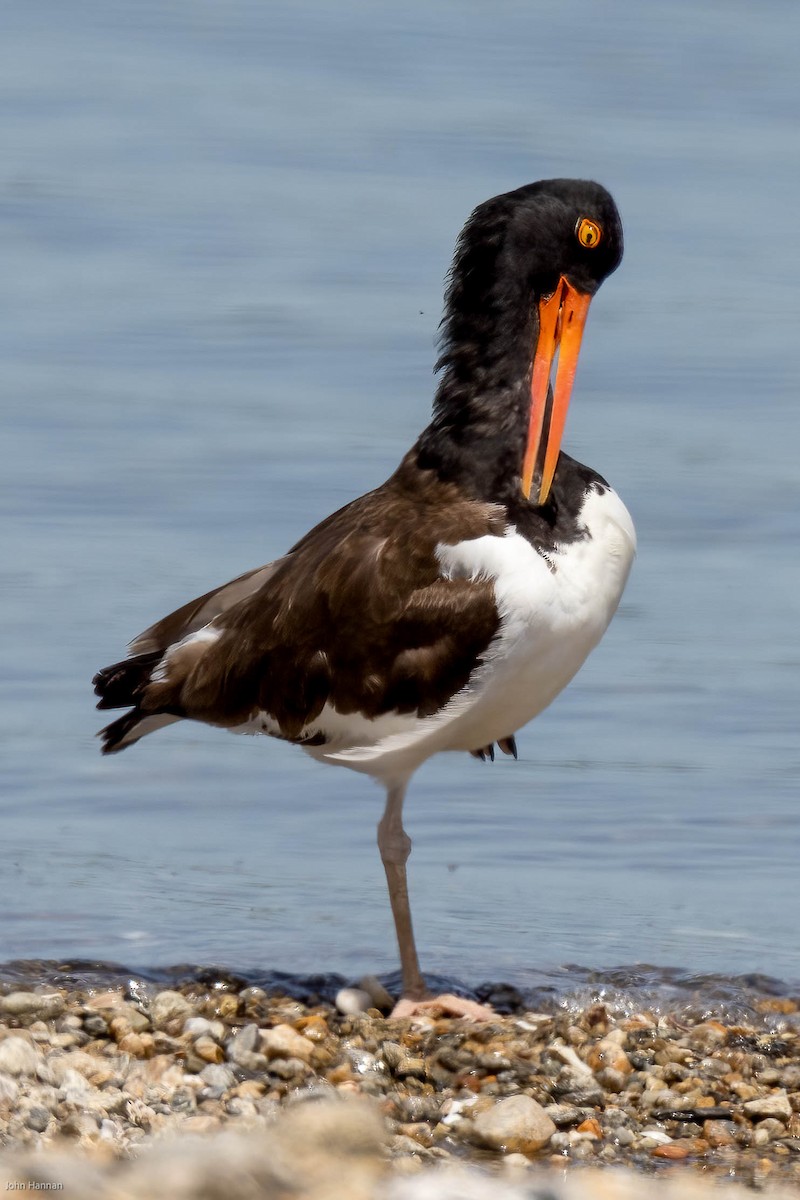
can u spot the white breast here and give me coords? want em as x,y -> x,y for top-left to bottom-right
437,483 -> 636,748
316,484 -> 635,781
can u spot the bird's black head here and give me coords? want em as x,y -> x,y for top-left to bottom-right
417,179 -> 623,506
500,178 -> 623,298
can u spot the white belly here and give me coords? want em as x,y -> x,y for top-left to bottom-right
311,484 -> 636,783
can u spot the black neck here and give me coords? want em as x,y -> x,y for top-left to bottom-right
414,379 -> 531,504
414,193 -> 542,503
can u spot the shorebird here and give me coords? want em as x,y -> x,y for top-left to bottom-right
94,179 -> 635,1018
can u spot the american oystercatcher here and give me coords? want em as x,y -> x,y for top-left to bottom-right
94,179 -> 635,1018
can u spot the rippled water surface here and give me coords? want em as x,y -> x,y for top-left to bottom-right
2,1 -> 799,996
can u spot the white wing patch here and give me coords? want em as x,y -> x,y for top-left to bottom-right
151,626 -> 221,684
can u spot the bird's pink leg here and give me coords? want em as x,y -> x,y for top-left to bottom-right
377,782 -> 427,1001
377,783 -> 495,1022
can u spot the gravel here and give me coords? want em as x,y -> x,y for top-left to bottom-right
0,971 -> 799,1196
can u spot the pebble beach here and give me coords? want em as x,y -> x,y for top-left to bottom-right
1,966 -> 799,1197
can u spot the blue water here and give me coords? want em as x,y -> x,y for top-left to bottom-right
2,0 -> 799,992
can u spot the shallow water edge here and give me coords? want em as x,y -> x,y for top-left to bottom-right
2,959 -> 798,1028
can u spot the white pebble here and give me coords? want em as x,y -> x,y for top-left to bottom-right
640,1128 -> 672,1144
550,1041 -> 594,1078
472,1095 -> 556,1154
0,991 -> 64,1018
0,1037 -> 41,1076
184,1017 -> 217,1039
335,988 -> 373,1015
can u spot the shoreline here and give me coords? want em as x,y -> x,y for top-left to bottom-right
2,957 -> 798,1013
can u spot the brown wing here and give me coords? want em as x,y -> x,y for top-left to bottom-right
129,559 -> 287,654
146,457 -> 507,741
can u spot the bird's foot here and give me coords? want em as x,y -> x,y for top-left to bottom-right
390,992 -> 496,1021
469,735 -> 517,762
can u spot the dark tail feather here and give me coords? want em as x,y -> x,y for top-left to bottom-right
93,651 -> 162,710
98,709 -> 179,754
94,650 -> 181,753
98,710 -> 144,754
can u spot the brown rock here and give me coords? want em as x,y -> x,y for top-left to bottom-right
295,1015 -> 330,1042
260,1024 -> 314,1064
755,997 -> 798,1014
194,1036 -> 224,1064
211,993 -> 240,1020
652,1142 -> 690,1159
586,1037 -> 632,1075
87,990 -> 124,1009
704,1119 -> 737,1147
730,1081 -> 759,1101
326,1063 -> 354,1085
233,1079 -> 266,1100
117,1032 -> 146,1057
689,1020 -> 729,1047
108,1016 -> 132,1042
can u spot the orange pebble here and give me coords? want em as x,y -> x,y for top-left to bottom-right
455,1072 -> 482,1093
652,1143 -> 689,1160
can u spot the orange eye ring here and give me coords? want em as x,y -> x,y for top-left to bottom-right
576,217 -> 602,249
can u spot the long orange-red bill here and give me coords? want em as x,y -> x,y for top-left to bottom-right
521,277 -> 592,505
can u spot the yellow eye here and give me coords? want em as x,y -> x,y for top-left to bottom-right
576,217 -> 602,249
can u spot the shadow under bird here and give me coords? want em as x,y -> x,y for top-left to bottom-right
94,178 -> 636,1019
